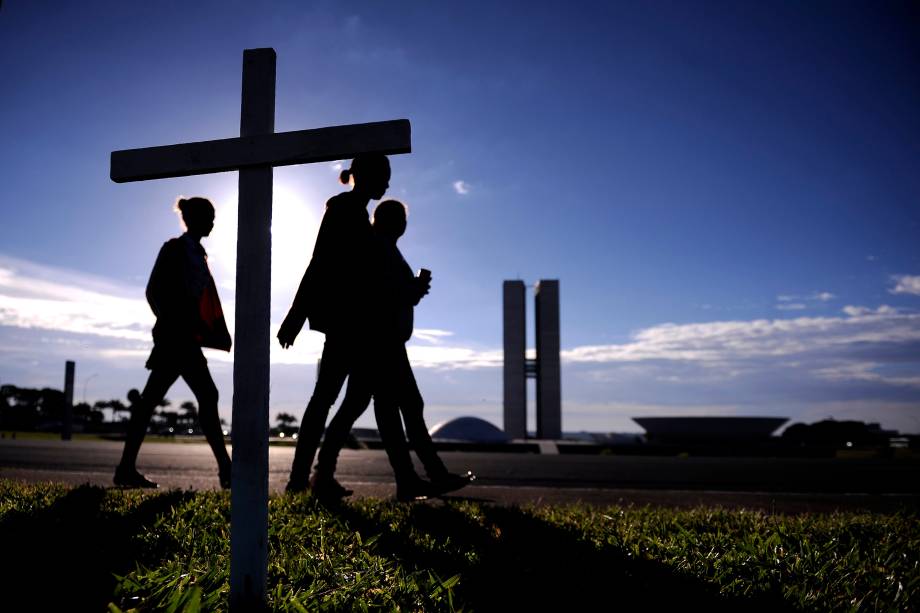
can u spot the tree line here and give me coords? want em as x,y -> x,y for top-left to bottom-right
0,384 -> 204,434
0,385 -> 303,436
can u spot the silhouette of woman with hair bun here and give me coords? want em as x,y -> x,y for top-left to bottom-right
114,196 -> 232,489
278,153 -> 391,497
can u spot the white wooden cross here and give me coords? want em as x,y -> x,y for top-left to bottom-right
110,48 -> 411,611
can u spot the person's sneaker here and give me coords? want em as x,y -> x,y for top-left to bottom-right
309,474 -> 353,500
285,472 -> 310,493
431,470 -> 476,496
219,466 -> 232,490
113,466 -> 158,489
396,476 -> 435,502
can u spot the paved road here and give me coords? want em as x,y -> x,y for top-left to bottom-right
2,439 -> 918,513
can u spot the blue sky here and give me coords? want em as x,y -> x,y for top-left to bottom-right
1,1 -> 919,434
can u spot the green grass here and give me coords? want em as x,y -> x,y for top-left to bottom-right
0,430 -> 112,441
0,480 -> 916,611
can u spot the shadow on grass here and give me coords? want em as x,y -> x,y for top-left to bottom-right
329,500 -> 793,612
0,485 -> 195,611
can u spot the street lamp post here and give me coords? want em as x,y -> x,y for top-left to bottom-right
82,373 -> 98,405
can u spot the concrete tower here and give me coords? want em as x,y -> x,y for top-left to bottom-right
502,279 -> 562,440
503,281 -> 527,439
535,280 -> 562,439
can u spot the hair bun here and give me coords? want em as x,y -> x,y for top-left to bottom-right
339,169 -> 351,185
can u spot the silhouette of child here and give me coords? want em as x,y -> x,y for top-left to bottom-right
114,197 -> 232,489
365,199 -> 475,500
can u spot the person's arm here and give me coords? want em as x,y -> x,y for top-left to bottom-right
278,199 -> 338,347
390,249 -> 429,306
278,262 -> 315,347
410,271 -> 431,306
145,244 -> 170,318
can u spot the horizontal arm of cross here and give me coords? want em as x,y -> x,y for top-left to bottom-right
111,119 -> 410,183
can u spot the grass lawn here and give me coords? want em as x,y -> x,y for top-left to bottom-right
1,431 -> 113,441
0,480 -> 916,611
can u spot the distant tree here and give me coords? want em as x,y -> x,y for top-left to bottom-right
113,400 -> 130,421
73,401 -> 91,420
782,419 -> 889,448
145,397 -> 173,433
72,402 -> 104,430
158,410 -> 179,430
31,388 -> 65,422
0,385 -> 60,430
72,402 -> 94,429
275,412 -> 297,436
0,386 -> 11,429
178,401 -> 198,433
275,412 -> 297,429
94,399 -> 129,422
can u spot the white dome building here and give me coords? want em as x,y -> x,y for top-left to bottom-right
429,417 -> 510,443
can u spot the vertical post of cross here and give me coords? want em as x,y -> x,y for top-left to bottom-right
62,360 -> 74,441
229,48 -> 275,612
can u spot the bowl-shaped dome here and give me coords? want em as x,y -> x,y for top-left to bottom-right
429,416 -> 510,443
633,416 -> 788,442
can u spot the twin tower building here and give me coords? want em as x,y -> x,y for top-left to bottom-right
503,280 -> 562,440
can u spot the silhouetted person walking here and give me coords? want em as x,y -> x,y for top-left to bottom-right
316,200 -> 474,501
114,197 -> 232,489
278,154 -> 390,497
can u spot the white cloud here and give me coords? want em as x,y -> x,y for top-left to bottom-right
775,291 -> 835,308
452,180 -> 470,195
3,254 -> 920,434
891,275 -> 920,296
812,362 -> 920,388
0,256 -> 152,342
842,305 -> 896,317
4,255 -> 918,377
412,328 -> 454,344
842,305 -> 870,317
0,255 -> 496,371
563,307 -> 920,366
407,345 -> 502,369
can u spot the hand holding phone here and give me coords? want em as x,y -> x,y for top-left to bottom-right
417,268 -> 432,298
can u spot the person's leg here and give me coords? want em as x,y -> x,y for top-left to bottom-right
181,357 -> 231,484
395,347 -> 449,479
313,368 -> 372,482
372,343 -> 423,488
394,345 -> 474,494
287,337 -> 350,489
116,366 -> 178,483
